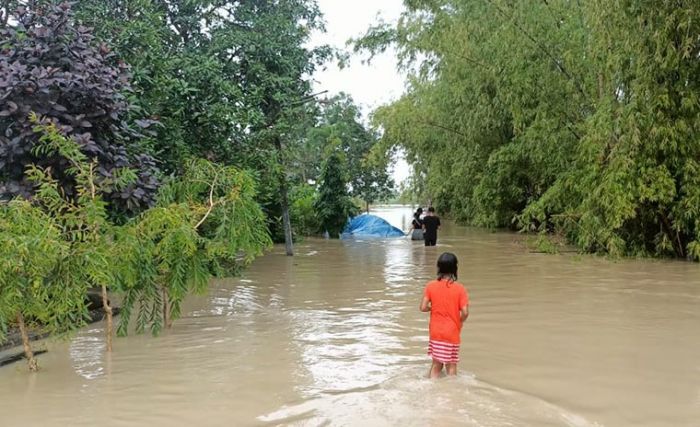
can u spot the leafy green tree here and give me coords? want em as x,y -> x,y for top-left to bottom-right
314,144 -> 358,237
0,200 -> 70,371
227,0 -> 331,254
359,0 -> 700,259
75,0 -> 333,254
0,114 -> 272,368
300,94 -> 395,211
74,0 -> 247,173
0,111 -> 134,369
27,114 -> 141,352
289,184 -> 321,237
115,158 -> 271,335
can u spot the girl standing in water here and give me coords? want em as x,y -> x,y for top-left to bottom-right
420,252 -> 469,378
411,207 -> 424,240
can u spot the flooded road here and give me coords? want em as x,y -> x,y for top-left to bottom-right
1,206 -> 699,426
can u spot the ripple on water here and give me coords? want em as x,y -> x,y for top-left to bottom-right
69,329 -> 106,380
258,370 -> 602,427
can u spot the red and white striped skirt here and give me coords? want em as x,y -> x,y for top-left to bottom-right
428,339 -> 460,364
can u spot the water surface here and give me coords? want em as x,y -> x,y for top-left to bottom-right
1,206 -> 698,426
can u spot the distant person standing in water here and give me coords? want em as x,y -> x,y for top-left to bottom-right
422,207 -> 441,246
412,207 -> 424,229
411,207 -> 424,240
420,252 -> 469,378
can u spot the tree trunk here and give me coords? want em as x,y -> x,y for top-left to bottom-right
274,136 -> 294,256
16,312 -> 37,372
162,287 -> 172,329
365,201 -> 370,214
100,284 -> 113,352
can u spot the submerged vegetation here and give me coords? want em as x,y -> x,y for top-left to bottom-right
360,0 -> 700,260
0,116 -> 271,369
116,156 -> 271,337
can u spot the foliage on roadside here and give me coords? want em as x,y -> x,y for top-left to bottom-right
0,2 -> 159,214
116,158 -> 271,336
70,1 -> 395,239
314,143 -> 359,237
290,184 -> 321,238
0,116 -> 271,370
359,0 -> 700,260
301,94 -> 395,210
0,112 -> 136,369
0,200 -> 71,371
74,0 -> 334,242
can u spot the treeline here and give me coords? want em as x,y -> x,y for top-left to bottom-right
0,1 -> 392,370
362,0 -> 700,259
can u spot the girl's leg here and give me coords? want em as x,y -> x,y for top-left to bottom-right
429,360 -> 444,379
445,363 -> 457,376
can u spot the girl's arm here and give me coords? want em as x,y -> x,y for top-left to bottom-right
460,305 -> 469,323
420,296 -> 431,312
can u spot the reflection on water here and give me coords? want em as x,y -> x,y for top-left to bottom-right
0,206 -> 699,427
69,330 -> 107,380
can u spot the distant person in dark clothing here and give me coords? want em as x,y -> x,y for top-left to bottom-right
411,208 -> 423,240
422,207 -> 441,246
412,207 -> 424,229
411,207 -> 424,240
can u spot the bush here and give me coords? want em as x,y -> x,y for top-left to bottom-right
0,2 -> 159,214
290,184 -> 320,237
0,118 -> 272,370
314,146 -> 359,237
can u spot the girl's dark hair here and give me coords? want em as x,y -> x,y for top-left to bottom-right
416,207 -> 423,215
437,252 -> 458,281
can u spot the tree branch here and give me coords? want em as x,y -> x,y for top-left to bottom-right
541,0 -> 563,28
486,0 -> 587,98
194,170 -> 219,230
416,120 -> 468,138
446,49 -> 582,140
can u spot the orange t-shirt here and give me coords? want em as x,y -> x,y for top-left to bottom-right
424,279 -> 469,344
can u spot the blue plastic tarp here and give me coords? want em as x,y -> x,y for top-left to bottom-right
341,214 -> 405,239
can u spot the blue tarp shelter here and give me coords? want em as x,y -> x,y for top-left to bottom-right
341,214 -> 405,239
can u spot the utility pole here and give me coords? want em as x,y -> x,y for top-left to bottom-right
274,134 -> 295,256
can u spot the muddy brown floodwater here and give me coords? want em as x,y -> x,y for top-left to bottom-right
1,206 -> 699,427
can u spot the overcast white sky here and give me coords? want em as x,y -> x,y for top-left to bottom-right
310,0 -> 410,184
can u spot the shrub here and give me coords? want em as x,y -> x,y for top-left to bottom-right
0,2 -> 158,214
290,184 -> 320,237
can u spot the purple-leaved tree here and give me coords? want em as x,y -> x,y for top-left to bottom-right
0,1 -> 158,214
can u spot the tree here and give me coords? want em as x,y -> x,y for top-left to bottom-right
28,113 -> 146,352
0,199 -> 70,371
289,183 -> 321,237
74,0 -> 249,173
1,115 -> 272,368
313,144 -> 358,237
359,0 -> 700,260
0,2 -> 159,214
227,0 -> 331,255
115,158 -> 272,336
0,111 -> 130,367
75,0 -> 333,255
301,94 -> 395,211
